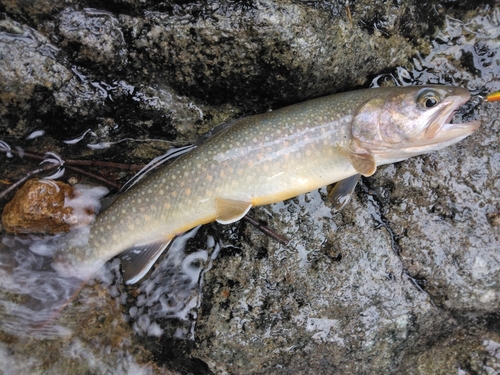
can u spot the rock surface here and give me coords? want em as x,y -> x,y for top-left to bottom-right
0,1 -> 499,374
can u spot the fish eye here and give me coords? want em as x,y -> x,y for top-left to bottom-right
417,90 -> 441,110
424,97 -> 438,108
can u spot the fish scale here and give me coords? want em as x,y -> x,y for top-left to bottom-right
53,85 -> 480,284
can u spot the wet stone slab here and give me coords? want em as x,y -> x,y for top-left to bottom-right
0,1 -> 499,374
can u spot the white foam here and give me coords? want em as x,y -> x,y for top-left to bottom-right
0,184 -> 109,338
0,238 -> 79,338
124,226 -> 222,339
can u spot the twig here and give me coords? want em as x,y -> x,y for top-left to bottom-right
1,148 -> 144,171
0,163 -> 59,200
243,215 -> 289,246
345,1 -> 353,24
65,165 -> 122,190
1,144 -> 132,191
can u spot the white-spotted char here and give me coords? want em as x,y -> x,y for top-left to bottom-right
53,86 -> 480,284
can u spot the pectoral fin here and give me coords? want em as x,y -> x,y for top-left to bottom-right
216,197 -> 253,224
120,239 -> 172,284
327,174 -> 361,211
340,147 -> 377,176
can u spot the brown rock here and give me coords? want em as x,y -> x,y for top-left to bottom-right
1,178 -> 94,234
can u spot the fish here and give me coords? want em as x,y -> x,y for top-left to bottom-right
53,85 -> 481,284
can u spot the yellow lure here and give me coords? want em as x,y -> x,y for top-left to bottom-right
486,91 -> 500,102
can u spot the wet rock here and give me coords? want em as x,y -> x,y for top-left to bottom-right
1,178 -> 95,234
1,0 -> 66,24
122,1 -> 413,106
488,212 -> 500,227
58,8 -> 128,71
0,17 -> 72,136
0,1 -> 498,375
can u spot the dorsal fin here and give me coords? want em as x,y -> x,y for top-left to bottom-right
215,197 -> 253,224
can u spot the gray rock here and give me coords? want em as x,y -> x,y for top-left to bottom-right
0,1 -> 498,374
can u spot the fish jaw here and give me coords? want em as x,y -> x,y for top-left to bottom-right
401,115 -> 480,157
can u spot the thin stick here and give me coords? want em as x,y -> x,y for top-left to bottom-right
64,158 -> 143,171
0,163 -> 59,200
65,165 -> 122,190
0,148 -> 144,171
243,215 -> 289,246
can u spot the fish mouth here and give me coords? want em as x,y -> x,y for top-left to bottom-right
431,94 -> 480,144
412,94 -> 480,151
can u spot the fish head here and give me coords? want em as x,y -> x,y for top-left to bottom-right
351,85 -> 481,164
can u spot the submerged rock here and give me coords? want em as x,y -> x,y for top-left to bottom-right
2,179 -> 97,234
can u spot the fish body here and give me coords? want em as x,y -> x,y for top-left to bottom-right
53,86 -> 480,283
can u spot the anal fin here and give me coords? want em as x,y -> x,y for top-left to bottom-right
327,174 -> 361,211
120,239 -> 172,284
215,197 -> 253,224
